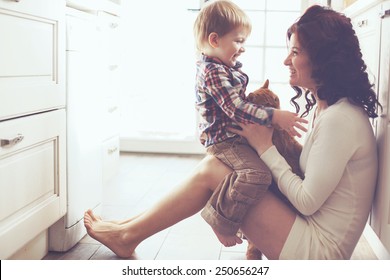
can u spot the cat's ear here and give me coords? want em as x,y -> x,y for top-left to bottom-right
261,79 -> 269,89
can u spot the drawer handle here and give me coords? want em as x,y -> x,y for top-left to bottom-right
357,19 -> 368,27
380,9 -> 390,19
108,106 -> 118,113
107,147 -> 118,154
1,134 -> 24,148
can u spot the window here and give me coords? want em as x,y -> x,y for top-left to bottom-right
119,1 -> 305,154
119,1 -> 202,153
231,0 -> 302,110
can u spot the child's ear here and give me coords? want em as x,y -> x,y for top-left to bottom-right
208,32 -> 219,48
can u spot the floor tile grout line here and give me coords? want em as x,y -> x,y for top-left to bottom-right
153,227 -> 174,260
89,244 -> 103,260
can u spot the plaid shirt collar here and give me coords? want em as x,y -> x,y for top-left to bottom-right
200,54 -> 243,70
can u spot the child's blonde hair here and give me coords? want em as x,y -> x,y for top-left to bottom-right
193,0 -> 251,52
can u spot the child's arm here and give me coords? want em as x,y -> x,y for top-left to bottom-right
204,66 -> 307,135
205,67 -> 273,126
272,109 -> 308,137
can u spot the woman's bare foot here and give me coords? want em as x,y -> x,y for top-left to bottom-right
84,209 -> 138,258
212,228 -> 243,247
94,214 -> 140,225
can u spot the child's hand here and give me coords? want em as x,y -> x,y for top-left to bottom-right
272,109 -> 308,137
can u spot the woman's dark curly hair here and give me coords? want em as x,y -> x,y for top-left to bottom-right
287,5 -> 381,118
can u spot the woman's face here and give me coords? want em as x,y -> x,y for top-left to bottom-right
284,33 -> 317,91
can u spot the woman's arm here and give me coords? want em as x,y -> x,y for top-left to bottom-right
227,122 -> 274,156
229,112 -> 357,215
276,112 -> 357,215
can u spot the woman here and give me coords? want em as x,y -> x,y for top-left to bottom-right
84,5 -> 381,259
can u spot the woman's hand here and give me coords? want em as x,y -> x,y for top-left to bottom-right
228,123 -> 274,156
272,109 -> 308,137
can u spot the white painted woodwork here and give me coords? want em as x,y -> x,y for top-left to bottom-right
346,0 -> 390,255
0,109 -> 66,259
0,0 -> 65,120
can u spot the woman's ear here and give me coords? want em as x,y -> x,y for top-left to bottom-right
208,32 -> 219,48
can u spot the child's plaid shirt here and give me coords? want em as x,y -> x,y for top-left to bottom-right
195,54 -> 274,147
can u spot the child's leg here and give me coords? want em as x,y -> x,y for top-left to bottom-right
202,138 -> 272,245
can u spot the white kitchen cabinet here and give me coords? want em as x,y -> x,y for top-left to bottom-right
0,109 -> 66,259
98,11 -> 121,184
99,12 -> 121,144
66,3 -> 121,186
48,2 -> 120,252
0,0 -> 65,121
0,0 -> 66,259
349,1 -> 381,89
346,0 -> 390,257
371,1 -> 390,256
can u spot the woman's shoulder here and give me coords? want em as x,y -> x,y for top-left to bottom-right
321,98 -> 368,123
317,98 -> 374,139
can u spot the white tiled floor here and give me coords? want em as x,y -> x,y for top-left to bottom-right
44,152 -> 376,260
98,152 -> 248,260
44,153 -> 249,260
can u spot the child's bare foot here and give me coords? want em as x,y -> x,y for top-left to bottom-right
83,209 -> 138,258
212,228 -> 243,247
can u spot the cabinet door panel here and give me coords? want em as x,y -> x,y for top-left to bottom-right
0,0 -> 65,120
0,109 -> 66,259
0,13 -> 53,78
0,141 -> 56,221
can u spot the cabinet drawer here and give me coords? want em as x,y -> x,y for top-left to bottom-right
102,136 -> 119,185
350,4 -> 381,88
352,5 -> 379,34
0,109 -> 66,259
98,11 -> 121,64
66,8 -> 98,51
0,0 -> 65,120
102,98 -> 120,140
0,0 -> 62,16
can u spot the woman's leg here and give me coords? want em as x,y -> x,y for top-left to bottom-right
240,191 -> 297,260
84,155 -> 232,258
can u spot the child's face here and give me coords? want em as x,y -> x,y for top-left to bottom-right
209,27 -> 249,68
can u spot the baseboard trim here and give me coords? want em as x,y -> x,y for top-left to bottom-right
120,138 -> 206,155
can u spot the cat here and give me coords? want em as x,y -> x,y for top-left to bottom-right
244,80 -> 304,260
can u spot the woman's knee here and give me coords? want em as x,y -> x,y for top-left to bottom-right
195,155 -> 232,189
